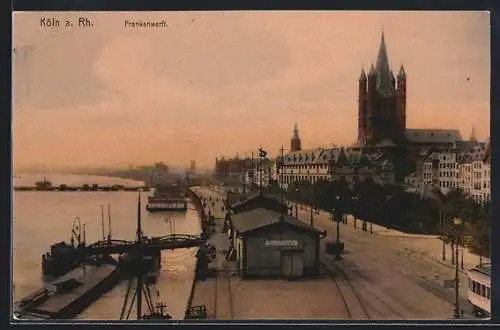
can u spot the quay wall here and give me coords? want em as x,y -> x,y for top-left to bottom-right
184,187 -> 205,319
184,268 -> 199,319
186,188 -> 207,221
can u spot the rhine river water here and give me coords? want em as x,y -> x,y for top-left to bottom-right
13,174 -> 201,320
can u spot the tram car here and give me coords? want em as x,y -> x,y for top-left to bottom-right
467,263 -> 491,318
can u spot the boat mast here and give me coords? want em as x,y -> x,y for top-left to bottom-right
100,205 -> 105,241
136,193 -> 142,319
83,224 -> 86,276
107,204 -> 112,241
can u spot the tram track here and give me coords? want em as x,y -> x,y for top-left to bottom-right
213,270 -> 218,320
321,255 -> 407,320
214,270 -> 234,320
340,232 -> 474,316
320,259 -> 369,319
297,209 -> 473,318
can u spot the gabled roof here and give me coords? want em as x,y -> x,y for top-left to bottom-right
231,208 -> 321,235
406,129 -> 462,144
230,192 -> 287,211
226,191 -> 253,206
458,142 -> 488,163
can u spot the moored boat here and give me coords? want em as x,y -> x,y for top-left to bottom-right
146,194 -> 187,212
15,262 -> 121,320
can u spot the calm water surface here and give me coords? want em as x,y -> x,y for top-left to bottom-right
13,174 -> 201,320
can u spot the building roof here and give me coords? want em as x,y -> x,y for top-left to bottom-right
405,128 -> 463,144
230,192 -> 285,209
231,208 -> 321,235
471,264 -> 491,277
284,147 -> 350,166
458,142 -> 488,163
226,191 -> 252,205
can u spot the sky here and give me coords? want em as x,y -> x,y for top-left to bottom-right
12,11 -> 490,170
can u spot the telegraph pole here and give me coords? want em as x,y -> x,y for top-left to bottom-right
251,152 -> 255,192
258,147 -> 267,195
278,146 -> 286,221
243,153 -> 247,194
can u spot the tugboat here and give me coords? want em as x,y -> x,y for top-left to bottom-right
35,177 -> 53,191
41,218 -> 85,277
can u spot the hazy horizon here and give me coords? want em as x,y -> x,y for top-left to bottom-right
12,11 -> 490,169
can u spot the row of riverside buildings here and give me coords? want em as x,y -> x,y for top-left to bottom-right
214,31 -> 490,204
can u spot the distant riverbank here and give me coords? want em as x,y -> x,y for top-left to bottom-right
13,173 -> 145,188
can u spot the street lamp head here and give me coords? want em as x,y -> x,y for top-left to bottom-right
336,196 -> 340,200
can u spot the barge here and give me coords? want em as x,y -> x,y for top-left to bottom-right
15,263 -> 121,320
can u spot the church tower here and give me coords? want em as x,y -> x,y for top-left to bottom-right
470,125 -> 477,143
291,123 -> 302,152
358,31 -> 407,146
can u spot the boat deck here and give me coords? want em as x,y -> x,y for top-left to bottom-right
26,264 -> 118,317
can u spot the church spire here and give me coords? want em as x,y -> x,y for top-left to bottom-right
368,63 -> 376,76
398,64 -> 406,78
375,30 -> 393,92
359,67 -> 367,81
293,123 -> 299,139
291,123 -> 301,152
470,125 -> 477,143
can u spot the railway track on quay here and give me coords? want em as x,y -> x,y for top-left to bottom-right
339,233 -> 474,317
297,209 -> 473,318
321,256 -> 407,320
213,270 -> 234,320
320,259 -> 369,320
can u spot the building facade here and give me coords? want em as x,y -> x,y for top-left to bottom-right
278,137 -> 395,190
408,140 -> 490,204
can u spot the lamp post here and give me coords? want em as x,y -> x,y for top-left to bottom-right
336,214 -> 341,260
309,181 -> 314,227
352,196 -> 359,229
441,208 -> 446,261
385,195 -> 392,229
461,233 -> 464,270
453,216 -> 464,319
332,205 -> 341,261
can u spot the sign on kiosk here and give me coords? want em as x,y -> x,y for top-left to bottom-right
264,240 -> 299,248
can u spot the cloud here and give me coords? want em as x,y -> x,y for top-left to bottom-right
12,11 -> 490,169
